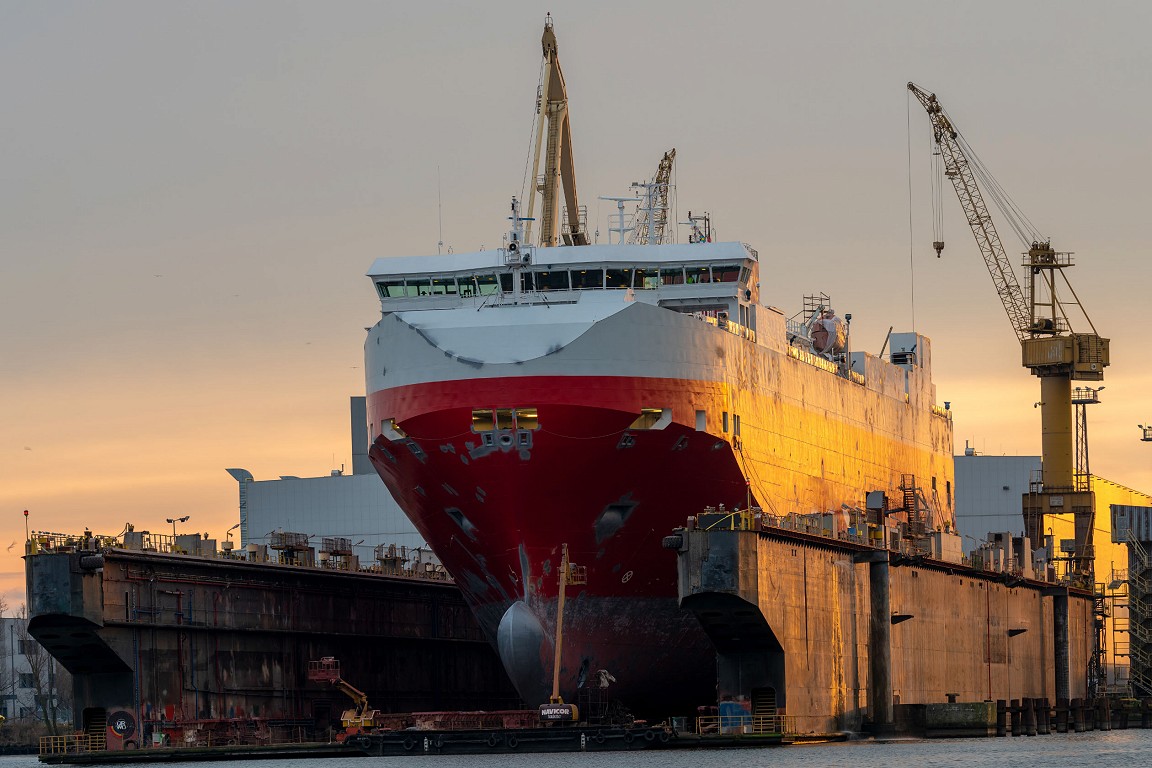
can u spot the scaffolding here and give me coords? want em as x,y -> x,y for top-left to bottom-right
1125,533 -> 1152,696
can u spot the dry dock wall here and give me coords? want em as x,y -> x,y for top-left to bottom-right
27,548 -> 520,742
675,528 -> 1093,734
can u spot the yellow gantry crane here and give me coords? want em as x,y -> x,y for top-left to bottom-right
524,15 -> 589,248
908,83 -> 1110,584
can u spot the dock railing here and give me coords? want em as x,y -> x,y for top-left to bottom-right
40,733 -> 106,755
693,714 -> 795,736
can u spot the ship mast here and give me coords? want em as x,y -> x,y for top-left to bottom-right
524,15 -> 588,248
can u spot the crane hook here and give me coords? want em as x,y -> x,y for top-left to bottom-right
933,241 -> 944,258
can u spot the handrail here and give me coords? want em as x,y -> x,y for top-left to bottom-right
694,714 -> 795,735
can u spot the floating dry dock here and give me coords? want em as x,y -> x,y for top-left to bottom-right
25,530 -> 520,755
669,509 -> 1096,735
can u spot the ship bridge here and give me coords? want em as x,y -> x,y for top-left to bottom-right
367,241 -> 758,315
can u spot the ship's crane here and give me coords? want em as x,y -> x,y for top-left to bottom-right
628,148 -> 676,245
524,15 -> 589,248
908,82 -> 1110,585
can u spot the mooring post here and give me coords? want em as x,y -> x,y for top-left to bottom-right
1025,698 -> 1037,736
1055,698 -> 1068,733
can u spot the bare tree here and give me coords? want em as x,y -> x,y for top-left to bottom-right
17,605 -> 70,735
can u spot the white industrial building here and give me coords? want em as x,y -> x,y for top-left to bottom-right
226,397 -> 424,565
953,451 -> 1041,541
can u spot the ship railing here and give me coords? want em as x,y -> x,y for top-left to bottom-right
28,530 -> 456,584
39,733 -> 104,755
693,312 -> 756,343
698,509 -> 758,531
693,714 -> 795,736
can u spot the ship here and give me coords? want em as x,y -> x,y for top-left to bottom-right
364,17 -> 955,718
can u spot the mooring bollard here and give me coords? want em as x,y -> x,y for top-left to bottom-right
1072,698 -> 1086,733
996,699 -> 1007,737
1040,697 -> 1051,734
1024,698 -> 1037,736
1055,698 -> 1069,733
1100,697 -> 1112,731
1010,699 -> 1022,736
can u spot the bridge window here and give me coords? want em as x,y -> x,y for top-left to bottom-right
606,268 -> 633,288
534,270 -> 569,291
377,280 -> 407,298
473,274 -> 499,296
660,267 -> 684,285
634,267 -> 659,289
572,269 -> 604,289
687,266 -> 711,284
712,264 -> 741,283
498,273 -> 533,293
430,276 -> 459,295
405,277 -> 431,297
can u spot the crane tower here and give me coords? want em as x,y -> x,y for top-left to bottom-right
908,83 -> 1110,585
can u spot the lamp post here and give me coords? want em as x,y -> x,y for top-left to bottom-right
165,516 -> 190,539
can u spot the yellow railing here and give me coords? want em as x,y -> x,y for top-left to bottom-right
40,733 -> 105,755
694,714 -> 795,735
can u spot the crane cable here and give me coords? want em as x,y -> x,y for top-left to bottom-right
933,102 -> 1046,248
519,58 -> 547,208
905,90 -> 917,334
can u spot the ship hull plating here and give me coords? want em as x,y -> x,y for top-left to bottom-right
366,294 -> 954,717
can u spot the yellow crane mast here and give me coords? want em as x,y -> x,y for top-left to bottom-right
524,15 -> 588,248
908,83 -> 1110,584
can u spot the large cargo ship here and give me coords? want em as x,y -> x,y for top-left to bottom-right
364,19 -> 954,718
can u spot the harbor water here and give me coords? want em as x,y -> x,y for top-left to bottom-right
6,730 -> 1152,768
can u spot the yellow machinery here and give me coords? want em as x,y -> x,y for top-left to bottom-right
539,543 -> 583,723
909,83 -> 1110,585
524,15 -> 589,248
307,657 -> 380,733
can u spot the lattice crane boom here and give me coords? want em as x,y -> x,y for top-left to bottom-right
907,83 -> 1031,341
629,148 -> 676,246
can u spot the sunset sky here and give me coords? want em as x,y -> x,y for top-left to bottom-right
3,1 -> 1150,608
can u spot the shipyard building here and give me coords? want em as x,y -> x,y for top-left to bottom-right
955,451 -> 1152,694
227,398 -> 425,563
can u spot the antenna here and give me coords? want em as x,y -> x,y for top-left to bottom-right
598,196 -> 641,245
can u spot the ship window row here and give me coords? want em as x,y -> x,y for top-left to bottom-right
376,264 -> 748,298
471,407 -> 539,432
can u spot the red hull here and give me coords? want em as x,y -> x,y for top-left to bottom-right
368,375 -> 746,716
